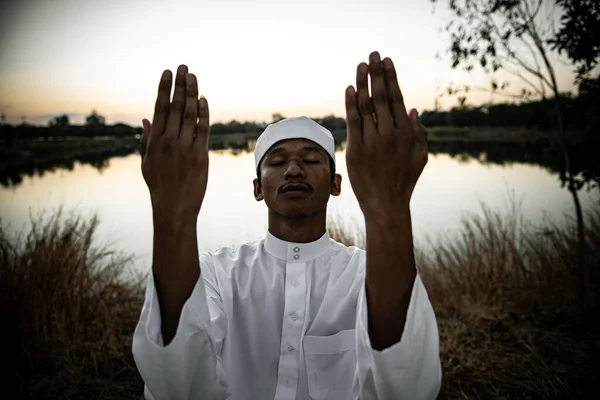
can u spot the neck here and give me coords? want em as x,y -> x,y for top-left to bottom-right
268,209 -> 327,243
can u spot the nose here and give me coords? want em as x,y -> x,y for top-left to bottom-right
284,161 -> 305,180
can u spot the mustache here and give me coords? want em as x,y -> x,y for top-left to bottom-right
279,183 -> 313,194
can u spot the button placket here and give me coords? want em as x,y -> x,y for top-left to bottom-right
289,245 -> 302,262
274,261 -> 307,399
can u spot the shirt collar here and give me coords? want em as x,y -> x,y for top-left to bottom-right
264,230 -> 331,263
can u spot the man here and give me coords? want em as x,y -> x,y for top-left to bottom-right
132,51 -> 441,400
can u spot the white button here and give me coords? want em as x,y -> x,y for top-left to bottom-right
290,312 -> 298,321
293,254 -> 300,260
287,345 -> 295,352
291,280 -> 299,287
293,246 -> 300,252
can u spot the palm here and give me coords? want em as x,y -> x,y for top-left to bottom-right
344,52 -> 428,214
139,65 -> 211,221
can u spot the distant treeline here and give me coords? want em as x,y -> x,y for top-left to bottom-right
419,95 -> 591,130
0,93 -> 594,141
0,124 -> 143,141
210,115 -> 347,134
0,116 -> 347,141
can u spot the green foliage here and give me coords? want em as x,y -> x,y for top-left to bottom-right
550,0 -> 600,80
432,0 -> 559,99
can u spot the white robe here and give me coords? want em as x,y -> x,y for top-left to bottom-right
132,231 -> 441,399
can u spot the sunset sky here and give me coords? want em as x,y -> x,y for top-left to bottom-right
0,0 -> 577,127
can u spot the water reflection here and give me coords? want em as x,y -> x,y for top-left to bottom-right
0,139 -> 138,187
1,148 -> 598,272
0,134 -> 582,190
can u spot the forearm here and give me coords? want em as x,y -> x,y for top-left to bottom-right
152,216 -> 201,344
365,208 -> 417,350
132,269 -> 231,399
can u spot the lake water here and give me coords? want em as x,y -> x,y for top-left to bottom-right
1,148 -> 598,273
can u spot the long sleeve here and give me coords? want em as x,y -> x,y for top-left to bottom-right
352,274 -> 442,400
132,253 -> 231,400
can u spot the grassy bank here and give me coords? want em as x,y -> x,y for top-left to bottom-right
4,203 -> 599,399
2,210 -> 144,399
332,201 -> 600,398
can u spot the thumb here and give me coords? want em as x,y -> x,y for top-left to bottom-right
142,118 -> 152,136
408,108 -> 428,143
408,108 -> 418,124
408,108 -> 419,134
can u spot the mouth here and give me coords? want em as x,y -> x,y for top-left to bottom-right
279,183 -> 312,195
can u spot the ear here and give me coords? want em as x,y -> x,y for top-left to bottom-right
253,178 -> 264,201
330,174 -> 342,196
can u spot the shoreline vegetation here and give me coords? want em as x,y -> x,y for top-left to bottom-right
0,125 -> 568,188
3,90 -> 596,188
5,201 -> 599,399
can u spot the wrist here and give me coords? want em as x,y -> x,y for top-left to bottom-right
363,205 -> 411,224
153,212 -> 198,232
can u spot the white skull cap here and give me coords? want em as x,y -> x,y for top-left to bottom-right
254,116 -> 336,171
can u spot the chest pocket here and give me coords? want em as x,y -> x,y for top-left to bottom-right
303,329 -> 357,400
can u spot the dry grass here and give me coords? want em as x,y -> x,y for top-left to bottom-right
419,203 -> 600,399
3,200 -> 598,399
331,200 -> 600,399
2,209 -> 145,399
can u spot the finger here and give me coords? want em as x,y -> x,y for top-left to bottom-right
140,118 -> 151,157
345,85 -> 362,146
368,51 -> 393,134
383,58 -> 409,129
165,64 -> 188,138
142,118 -> 152,136
180,74 -> 198,147
194,96 -> 210,147
356,62 -> 377,136
409,108 -> 428,143
151,70 -> 173,136
408,108 -> 419,131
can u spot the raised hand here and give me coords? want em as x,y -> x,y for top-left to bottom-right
140,65 -> 210,223
344,52 -> 428,217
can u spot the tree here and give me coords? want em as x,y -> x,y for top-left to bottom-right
551,0 -> 600,190
431,0 -> 588,268
550,0 -> 600,81
48,114 -> 70,128
271,113 -> 285,123
85,109 -> 106,126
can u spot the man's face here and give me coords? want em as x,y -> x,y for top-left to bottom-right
253,138 -> 342,217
